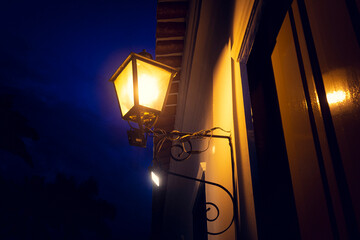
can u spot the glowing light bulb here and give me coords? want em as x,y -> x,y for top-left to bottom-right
327,90 -> 346,105
138,74 -> 159,106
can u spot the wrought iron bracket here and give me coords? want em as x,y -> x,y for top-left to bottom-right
149,128 -> 239,237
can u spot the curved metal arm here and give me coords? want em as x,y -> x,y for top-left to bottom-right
150,128 -> 239,238
158,168 -> 235,235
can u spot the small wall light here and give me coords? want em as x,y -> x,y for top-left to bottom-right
151,171 -> 160,187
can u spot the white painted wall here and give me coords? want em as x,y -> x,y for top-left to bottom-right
162,0 -> 258,239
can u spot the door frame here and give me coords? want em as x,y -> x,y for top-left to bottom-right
239,0 -> 300,239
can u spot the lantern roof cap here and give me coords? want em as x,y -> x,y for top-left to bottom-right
109,52 -> 178,82
138,49 -> 153,59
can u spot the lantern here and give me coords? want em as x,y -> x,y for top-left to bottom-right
109,50 -> 177,129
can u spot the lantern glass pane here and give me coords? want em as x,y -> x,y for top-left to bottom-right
137,59 -> 172,111
113,60 -> 134,116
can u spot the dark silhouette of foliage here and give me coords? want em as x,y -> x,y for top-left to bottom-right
0,174 -> 116,240
0,94 -> 39,167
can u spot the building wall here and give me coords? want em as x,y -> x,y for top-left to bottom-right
161,0 -> 257,239
154,0 -> 360,239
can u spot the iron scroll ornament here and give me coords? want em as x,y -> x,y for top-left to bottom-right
149,127 -> 239,236
155,168 -> 236,235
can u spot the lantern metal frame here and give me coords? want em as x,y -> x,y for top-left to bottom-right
109,51 -> 177,130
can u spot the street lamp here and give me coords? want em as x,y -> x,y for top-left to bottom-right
109,50 -> 177,147
109,50 -> 239,237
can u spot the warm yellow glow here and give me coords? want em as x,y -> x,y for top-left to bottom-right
151,171 -> 160,187
138,73 -> 159,107
137,59 -> 172,111
327,90 -> 346,105
200,162 -> 207,172
114,61 -> 134,116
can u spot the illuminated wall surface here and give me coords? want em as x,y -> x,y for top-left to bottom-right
157,0 -> 359,239
161,0 -> 256,239
208,44 -> 235,240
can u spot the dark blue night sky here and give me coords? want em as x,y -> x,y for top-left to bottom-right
0,0 -> 157,239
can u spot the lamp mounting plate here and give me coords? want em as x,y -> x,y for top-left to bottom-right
127,128 -> 147,148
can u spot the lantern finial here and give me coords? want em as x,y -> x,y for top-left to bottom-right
138,49 -> 153,59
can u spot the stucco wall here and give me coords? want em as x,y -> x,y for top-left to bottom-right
161,0 -> 257,239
